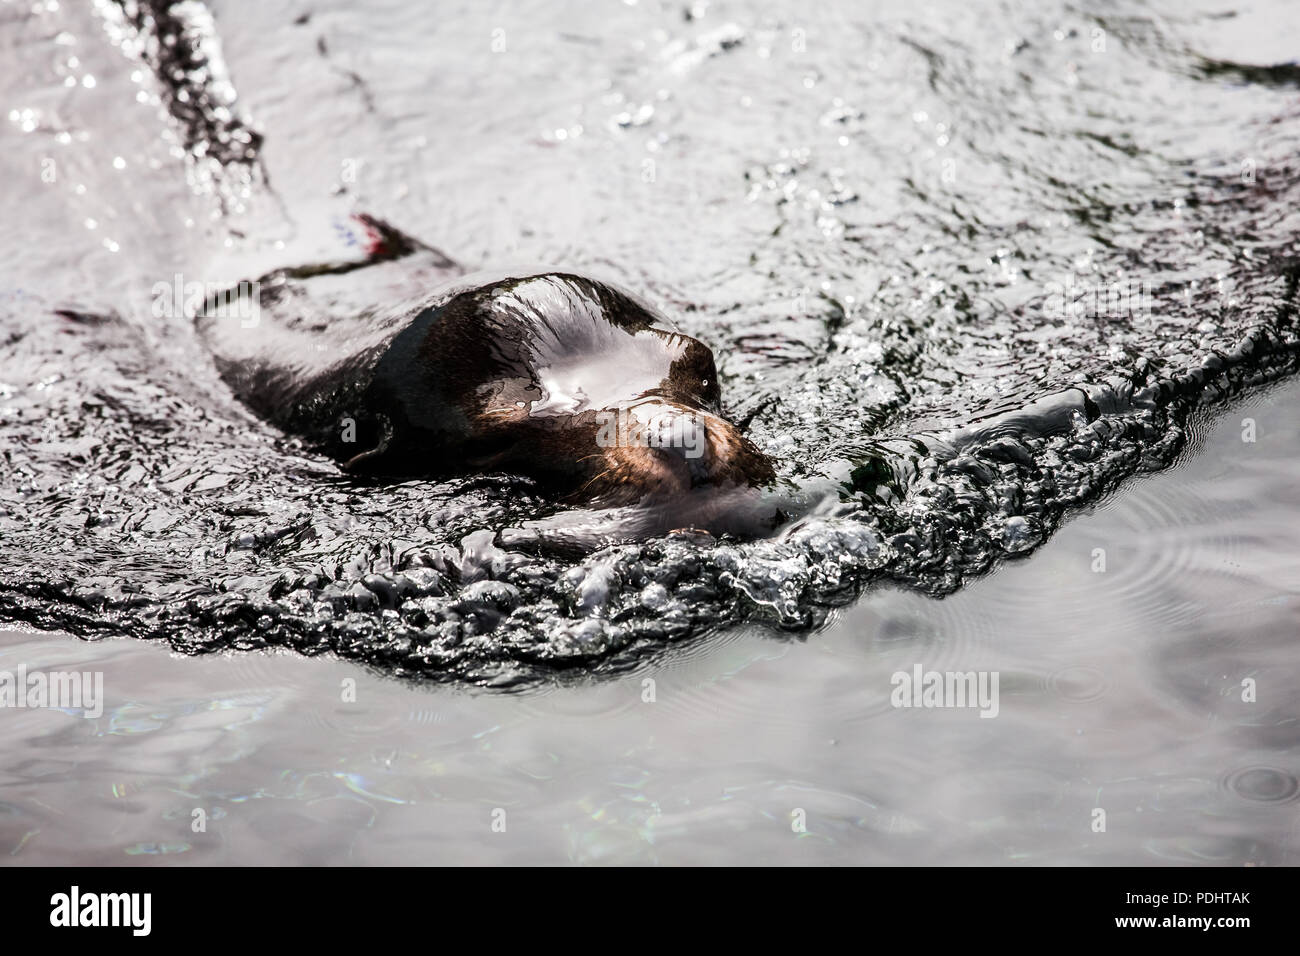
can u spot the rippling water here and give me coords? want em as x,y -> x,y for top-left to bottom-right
1,2 -> 1298,685
2,378 -> 1296,864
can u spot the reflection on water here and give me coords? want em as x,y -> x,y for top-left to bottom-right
2,380 -> 1296,865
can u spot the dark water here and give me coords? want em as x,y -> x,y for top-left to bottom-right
1,0 -> 1298,693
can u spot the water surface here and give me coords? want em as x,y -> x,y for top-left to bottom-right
1,0 -> 1299,865
3,0 -> 1299,680
1,379 -> 1296,864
